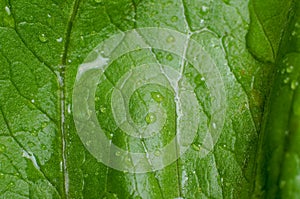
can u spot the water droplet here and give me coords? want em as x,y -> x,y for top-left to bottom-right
151,92 -> 164,103
286,65 -> 294,73
192,143 -> 201,151
47,14 -> 51,18
5,6 -> 11,15
166,36 -> 175,43
31,99 -> 35,103
154,150 -> 161,156
171,16 -> 178,22
95,0 -> 102,3
28,141 -> 35,147
68,59 -> 72,63
8,182 -> 15,188
31,130 -> 38,137
291,80 -> 299,90
108,133 -> 114,139
292,31 -> 297,36
56,37 -> 63,43
0,144 -> 6,152
67,104 -> 71,114
95,171 -> 99,175
166,54 -> 173,61
145,113 -> 156,124
194,74 -> 205,84
115,151 -> 121,156
100,106 -> 106,113
39,34 -> 48,43
41,144 -> 47,150
212,123 -> 217,129
201,6 -> 209,12
0,173 -> 4,178
283,77 -> 290,84
41,122 -> 47,128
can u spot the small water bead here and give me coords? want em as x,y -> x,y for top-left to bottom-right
192,143 -> 201,151
166,54 -> 173,61
100,106 -> 106,113
41,144 -> 47,150
291,80 -> 299,90
283,77 -> 290,84
286,65 -> 294,73
212,122 -> 217,129
5,6 -> 11,15
39,34 -> 48,43
154,150 -> 161,156
108,133 -> 114,139
145,113 -> 156,124
0,144 -> 6,152
56,37 -> 63,43
95,0 -> 102,3
201,6 -> 209,12
167,36 -> 175,43
115,151 -> 121,156
151,92 -> 164,103
8,182 -> 15,188
171,16 -> 178,22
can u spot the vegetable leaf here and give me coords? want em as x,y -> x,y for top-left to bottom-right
0,0 -> 298,198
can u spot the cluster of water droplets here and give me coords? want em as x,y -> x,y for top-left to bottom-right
73,28 -> 226,173
281,57 -> 299,91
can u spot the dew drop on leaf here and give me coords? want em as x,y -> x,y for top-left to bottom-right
166,54 -> 173,61
41,144 -> 47,150
8,182 -> 15,188
39,34 -> 48,43
291,80 -> 299,90
286,65 -> 294,73
191,143 -> 201,151
56,37 -> 63,43
0,144 -> 6,152
154,150 -> 161,156
171,16 -> 178,22
145,113 -> 156,124
151,92 -> 164,103
166,36 -> 175,43
100,106 -> 106,113
283,77 -> 290,84
5,6 -> 11,15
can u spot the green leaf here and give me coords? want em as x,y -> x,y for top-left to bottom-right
0,0 -> 298,198
252,0 -> 300,198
